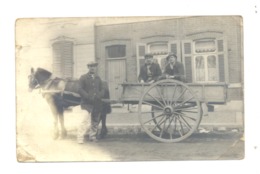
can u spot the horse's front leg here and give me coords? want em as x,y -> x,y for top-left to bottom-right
51,113 -> 59,140
59,112 -> 67,139
46,95 -> 60,140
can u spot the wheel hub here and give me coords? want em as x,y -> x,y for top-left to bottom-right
164,106 -> 174,115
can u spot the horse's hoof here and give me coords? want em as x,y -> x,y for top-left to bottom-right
60,130 -> 67,139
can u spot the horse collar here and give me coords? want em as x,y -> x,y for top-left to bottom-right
42,75 -> 55,90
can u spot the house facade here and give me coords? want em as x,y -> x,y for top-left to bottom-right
18,16 -> 243,103
94,16 -> 243,102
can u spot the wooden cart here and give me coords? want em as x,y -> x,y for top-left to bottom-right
42,78 -> 227,143
115,79 -> 228,143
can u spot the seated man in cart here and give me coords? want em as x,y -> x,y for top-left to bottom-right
138,53 -> 162,83
162,52 -> 185,82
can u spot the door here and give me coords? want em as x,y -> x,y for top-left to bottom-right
107,59 -> 126,100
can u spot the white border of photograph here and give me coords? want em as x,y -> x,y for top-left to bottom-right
0,0 -> 259,174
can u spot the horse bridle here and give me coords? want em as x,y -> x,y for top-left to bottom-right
28,74 -> 40,89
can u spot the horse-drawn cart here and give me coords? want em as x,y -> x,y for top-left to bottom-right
29,68 -> 228,143
107,79 -> 228,143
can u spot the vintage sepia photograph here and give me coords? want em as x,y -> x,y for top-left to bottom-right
16,16 -> 244,162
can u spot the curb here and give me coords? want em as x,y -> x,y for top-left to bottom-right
103,124 -> 244,135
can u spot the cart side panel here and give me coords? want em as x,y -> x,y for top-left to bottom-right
120,84 -> 150,104
121,82 -> 227,104
121,83 -> 190,103
188,83 -> 227,103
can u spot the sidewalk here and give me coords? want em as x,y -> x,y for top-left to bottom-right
103,101 -> 244,134
67,101 -> 244,135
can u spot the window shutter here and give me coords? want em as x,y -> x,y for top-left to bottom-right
184,56 -> 193,82
138,45 -> 145,57
52,43 -> 62,77
52,41 -> 74,78
218,54 -> 225,82
216,39 -> 227,82
182,40 -> 193,82
63,42 -> 74,78
168,41 -> 181,62
170,43 -> 177,54
217,40 -> 224,52
136,43 -> 146,77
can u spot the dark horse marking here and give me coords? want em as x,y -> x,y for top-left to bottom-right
28,67 -> 111,140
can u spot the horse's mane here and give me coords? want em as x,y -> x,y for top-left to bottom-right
35,68 -> 52,85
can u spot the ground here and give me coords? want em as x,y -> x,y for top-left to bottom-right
17,92 -> 244,162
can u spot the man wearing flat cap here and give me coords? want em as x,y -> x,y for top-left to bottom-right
138,53 -> 162,83
163,52 -> 185,81
77,61 -> 105,143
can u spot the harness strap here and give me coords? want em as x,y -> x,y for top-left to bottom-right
43,78 -> 54,90
41,75 -> 68,96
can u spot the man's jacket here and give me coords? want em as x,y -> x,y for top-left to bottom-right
78,72 -> 105,113
164,62 -> 185,81
138,63 -> 162,82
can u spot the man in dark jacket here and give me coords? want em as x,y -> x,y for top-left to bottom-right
163,53 -> 185,81
77,61 -> 104,143
138,53 -> 162,83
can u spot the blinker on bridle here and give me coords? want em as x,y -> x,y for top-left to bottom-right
28,74 -> 40,89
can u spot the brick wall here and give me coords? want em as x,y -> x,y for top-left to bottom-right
74,44 -> 95,78
126,55 -> 138,82
228,88 -> 244,101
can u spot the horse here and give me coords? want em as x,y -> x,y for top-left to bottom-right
28,67 -> 111,140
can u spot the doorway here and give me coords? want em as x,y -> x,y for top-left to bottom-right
107,59 -> 126,100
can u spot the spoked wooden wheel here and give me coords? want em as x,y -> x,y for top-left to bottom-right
138,79 -> 202,143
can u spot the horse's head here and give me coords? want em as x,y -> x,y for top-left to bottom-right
28,67 -> 52,92
28,68 -> 39,92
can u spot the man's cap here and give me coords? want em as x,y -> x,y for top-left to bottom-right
87,61 -> 98,66
144,53 -> 153,59
166,52 -> 177,61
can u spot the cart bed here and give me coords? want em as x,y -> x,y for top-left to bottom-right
120,82 -> 227,104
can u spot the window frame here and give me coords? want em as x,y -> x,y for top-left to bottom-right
193,54 -> 219,83
193,39 -> 225,83
182,37 -> 228,83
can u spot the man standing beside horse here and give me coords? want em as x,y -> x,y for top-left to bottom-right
77,61 -> 105,143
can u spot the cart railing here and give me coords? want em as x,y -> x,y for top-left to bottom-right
120,82 -> 228,105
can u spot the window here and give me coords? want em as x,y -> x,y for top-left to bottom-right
207,55 -> 218,81
195,55 -> 218,82
106,45 -> 126,58
182,38 -> 226,83
194,39 -> 218,82
148,42 -> 168,71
